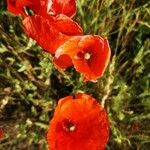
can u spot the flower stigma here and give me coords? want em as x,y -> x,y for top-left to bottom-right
84,52 -> 91,60
62,119 -> 76,132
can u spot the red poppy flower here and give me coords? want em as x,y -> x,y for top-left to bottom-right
7,0 -> 76,18
48,0 -> 76,18
47,93 -> 109,150
53,35 -> 111,81
7,0 -> 82,54
22,14 -> 82,54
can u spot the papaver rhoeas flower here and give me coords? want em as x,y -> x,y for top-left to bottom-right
7,0 -> 76,18
47,93 -> 109,150
7,0 -> 82,54
53,35 -> 111,81
48,0 -> 76,18
22,15 -> 82,54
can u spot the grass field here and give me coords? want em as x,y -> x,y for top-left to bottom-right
0,0 -> 150,149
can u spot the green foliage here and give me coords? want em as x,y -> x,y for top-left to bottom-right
0,0 -> 150,149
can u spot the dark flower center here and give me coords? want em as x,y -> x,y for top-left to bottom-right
76,51 -> 92,61
62,119 -> 76,132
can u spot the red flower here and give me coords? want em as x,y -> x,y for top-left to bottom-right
7,0 -> 76,18
7,0 -> 82,54
47,93 -> 109,150
22,15 -> 82,54
48,0 -> 76,18
53,35 -> 111,81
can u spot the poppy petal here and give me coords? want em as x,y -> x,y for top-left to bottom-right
22,15 -> 69,54
16,0 -> 40,14
53,36 -> 80,69
7,0 -> 26,16
7,0 -> 49,17
48,0 -> 76,17
53,54 -> 73,69
54,36 -> 80,58
53,14 -> 83,35
16,0 -> 38,7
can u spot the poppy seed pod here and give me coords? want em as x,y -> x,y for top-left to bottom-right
47,93 -> 109,150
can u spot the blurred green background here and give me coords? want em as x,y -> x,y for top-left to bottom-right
0,0 -> 150,149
